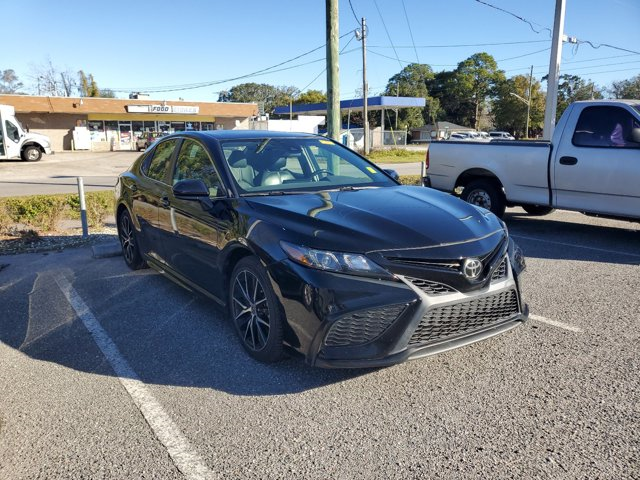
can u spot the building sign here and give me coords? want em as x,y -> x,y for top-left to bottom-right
126,105 -> 200,114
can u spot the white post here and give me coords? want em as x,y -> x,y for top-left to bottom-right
77,177 -> 88,238
543,0 -> 566,140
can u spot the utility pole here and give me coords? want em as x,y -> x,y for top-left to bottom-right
326,0 -> 340,141
543,0 -> 566,140
361,17 -> 369,154
526,65 -> 533,138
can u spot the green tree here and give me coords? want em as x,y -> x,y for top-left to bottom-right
451,53 -> 505,130
218,83 -> 300,114
383,63 -> 436,129
78,70 -> 99,97
0,69 -> 24,94
545,74 -> 603,118
294,89 -> 327,104
610,74 -> 640,99
493,74 -> 545,138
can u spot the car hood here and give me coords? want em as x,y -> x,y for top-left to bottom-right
245,186 -> 506,257
26,132 -> 50,146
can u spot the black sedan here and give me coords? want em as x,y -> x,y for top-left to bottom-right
115,130 -> 528,368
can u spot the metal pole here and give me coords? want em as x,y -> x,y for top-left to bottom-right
362,17 -> 369,154
326,0 -> 340,141
526,65 -> 533,138
543,0 -> 566,140
77,177 -> 88,238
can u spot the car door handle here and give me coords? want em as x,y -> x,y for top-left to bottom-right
559,156 -> 578,165
161,196 -> 170,208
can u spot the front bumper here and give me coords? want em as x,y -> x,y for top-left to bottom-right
268,255 -> 528,368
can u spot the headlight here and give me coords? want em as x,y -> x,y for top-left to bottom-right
280,241 -> 394,280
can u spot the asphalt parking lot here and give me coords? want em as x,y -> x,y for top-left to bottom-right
1,208 -> 639,479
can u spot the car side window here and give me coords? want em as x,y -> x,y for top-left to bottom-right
573,106 -> 640,148
145,139 -> 179,183
173,139 -> 223,197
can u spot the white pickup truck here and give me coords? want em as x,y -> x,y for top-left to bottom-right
0,104 -> 52,161
424,100 -> 640,221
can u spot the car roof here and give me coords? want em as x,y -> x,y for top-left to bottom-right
163,130 -> 321,141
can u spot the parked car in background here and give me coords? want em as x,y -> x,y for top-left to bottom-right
489,131 -> 515,140
424,100 -> 640,220
136,132 -> 166,151
115,130 -> 528,367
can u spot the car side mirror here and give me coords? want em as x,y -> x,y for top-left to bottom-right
383,169 -> 400,181
630,127 -> 640,144
173,179 -> 209,199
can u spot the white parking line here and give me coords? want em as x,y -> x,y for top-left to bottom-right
55,275 -> 214,480
530,314 -> 583,333
512,234 -> 640,259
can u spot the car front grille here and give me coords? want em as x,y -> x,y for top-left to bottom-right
325,304 -> 407,347
491,257 -> 507,282
406,277 -> 457,295
408,289 -> 519,346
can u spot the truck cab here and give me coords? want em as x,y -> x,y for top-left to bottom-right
0,104 -> 52,161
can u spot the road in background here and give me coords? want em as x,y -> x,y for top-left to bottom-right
0,152 -> 423,197
1,209 -> 638,478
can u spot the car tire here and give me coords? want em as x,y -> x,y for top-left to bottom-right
118,210 -> 147,270
229,256 -> 284,363
461,179 -> 506,218
522,205 -> 555,216
22,145 -> 42,162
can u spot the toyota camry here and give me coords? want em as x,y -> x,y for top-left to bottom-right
115,130 -> 528,367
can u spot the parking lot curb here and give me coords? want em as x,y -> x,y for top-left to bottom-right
92,242 -> 122,259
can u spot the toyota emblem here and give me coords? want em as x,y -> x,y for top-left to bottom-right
462,258 -> 483,279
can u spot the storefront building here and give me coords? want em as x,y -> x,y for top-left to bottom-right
0,95 -> 258,152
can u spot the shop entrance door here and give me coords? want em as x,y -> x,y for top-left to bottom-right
119,122 -> 133,150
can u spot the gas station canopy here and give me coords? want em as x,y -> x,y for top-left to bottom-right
273,95 -> 426,116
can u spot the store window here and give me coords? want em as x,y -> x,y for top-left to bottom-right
171,121 -> 185,132
202,122 -> 214,131
88,120 -> 106,142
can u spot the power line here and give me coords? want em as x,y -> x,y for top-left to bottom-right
473,0 -> 640,56
299,35 -> 357,93
473,0 -> 551,35
373,0 -> 403,70
401,0 -> 420,63
367,39 -> 551,49
348,0 -> 360,25
107,32 -> 354,93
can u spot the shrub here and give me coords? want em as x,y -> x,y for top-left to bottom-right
399,175 -> 422,186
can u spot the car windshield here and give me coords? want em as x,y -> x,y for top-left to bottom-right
221,137 -> 397,195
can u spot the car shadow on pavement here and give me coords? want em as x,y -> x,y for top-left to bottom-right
0,264 -> 372,397
503,212 -> 640,266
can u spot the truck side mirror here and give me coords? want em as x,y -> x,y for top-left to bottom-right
631,128 -> 640,144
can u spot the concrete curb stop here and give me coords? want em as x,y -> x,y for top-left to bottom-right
92,242 -> 122,259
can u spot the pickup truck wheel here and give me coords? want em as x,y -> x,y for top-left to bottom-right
22,146 -> 42,162
522,205 -> 555,216
461,180 -> 506,218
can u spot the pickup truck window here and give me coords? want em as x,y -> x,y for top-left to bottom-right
573,106 -> 640,148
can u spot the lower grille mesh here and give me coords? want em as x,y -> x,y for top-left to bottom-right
409,290 -> 519,346
325,304 -> 406,347
491,257 -> 508,281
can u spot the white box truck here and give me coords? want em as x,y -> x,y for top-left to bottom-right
0,104 -> 52,161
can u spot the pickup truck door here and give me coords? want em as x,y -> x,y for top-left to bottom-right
552,104 -> 640,218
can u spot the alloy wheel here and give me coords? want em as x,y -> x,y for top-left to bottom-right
119,214 -> 136,264
231,270 -> 270,351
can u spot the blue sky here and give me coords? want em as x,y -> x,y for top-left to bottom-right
4,0 -> 639,102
